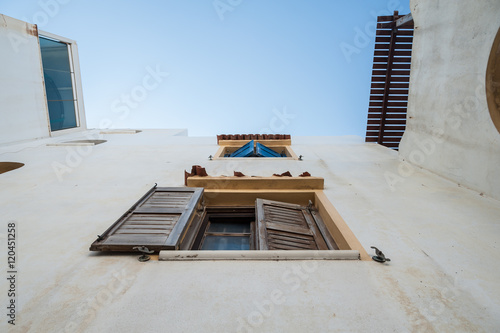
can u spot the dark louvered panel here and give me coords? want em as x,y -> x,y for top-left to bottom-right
365,11 -> 414,150
263,204 -> 318,250
266,228 -> 318,250
90,186 -> 204,252
263,204 -> 309,228
102,213 -> 180,246
255,199 -> 337,250
134,190 -> 195,213
139,191 -> 193,209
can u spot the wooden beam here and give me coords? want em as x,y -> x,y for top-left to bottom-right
187,176 -> 324,190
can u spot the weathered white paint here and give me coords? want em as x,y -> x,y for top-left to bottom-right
0,14 -> 50,145
0,131 -> 499,332
400,0 -> 500,200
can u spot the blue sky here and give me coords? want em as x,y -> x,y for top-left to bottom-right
2,0 -> 410,137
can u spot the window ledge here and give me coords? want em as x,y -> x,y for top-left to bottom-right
158,250 -> 360,261
187,176 -> 324,190
100,129 -> 142,134
47,139 -> 107,146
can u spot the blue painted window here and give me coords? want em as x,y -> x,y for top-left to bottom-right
229,140 -> 255,157
255,142 -> 282,157
228,140 -> 285,157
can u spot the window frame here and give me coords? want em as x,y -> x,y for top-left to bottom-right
90,183 -> 369,260
38,30 -> 86,136
193,206 -> 256,250
214,138 -> 298,160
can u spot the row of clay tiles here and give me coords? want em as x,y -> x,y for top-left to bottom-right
217,134 -> 291,143
185,165 -> 311,185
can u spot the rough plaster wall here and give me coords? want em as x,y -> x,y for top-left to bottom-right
399,0 -> 500,200
1,133 -> 499,332
0,14 -> 50,145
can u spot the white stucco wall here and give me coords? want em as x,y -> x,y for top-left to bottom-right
0,14 -> 50,145
399,0 -> 500,200
0,130 -> 499,332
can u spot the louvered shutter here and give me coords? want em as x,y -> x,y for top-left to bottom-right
255,199 -> 338,250
255,142 -> 282,157
230,140 -> 254,157
90,186 -> 204,252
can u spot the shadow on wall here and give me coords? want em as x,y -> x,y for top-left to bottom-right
486,27 -> 500,135
0,162 -> 24,174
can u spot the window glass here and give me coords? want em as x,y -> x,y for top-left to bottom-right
201,236 -> 250,250
39,36 -> 77,131
207,222 -> 251,233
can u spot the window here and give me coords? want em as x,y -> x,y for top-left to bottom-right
39,34 -> 82,131
224,140 -> 286,157
193,207 -> 255,250
214,134 -> 298,160
90,186 -> 345,253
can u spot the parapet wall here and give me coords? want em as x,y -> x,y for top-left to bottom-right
399,0 -> 500,200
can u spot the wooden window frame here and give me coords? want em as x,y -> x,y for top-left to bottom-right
192,207 -> 256,250
191,201 -> 340,251
199,189 -> 368,260
214,139 -> 298,160
90,184 -> 369,260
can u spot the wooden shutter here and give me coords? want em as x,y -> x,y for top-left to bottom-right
90,186 -> 204,252
255,142 -> 282,157
230,140 -> 254,157
365,11 -> 414,150
255,199 -> 338,250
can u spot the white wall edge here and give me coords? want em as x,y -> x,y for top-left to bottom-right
46,142 -> 96,146
158,250 -> 360,261
100,129 -> 142,134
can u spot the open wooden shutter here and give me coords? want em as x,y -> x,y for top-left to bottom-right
255,199 -> 338,250
90,186 -> 204,252
229,140 -> 254,157
255,142 -> 282,157
365,11 -> 414,150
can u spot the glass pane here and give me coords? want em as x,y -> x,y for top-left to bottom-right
39,37 -> 71,72
207,222 -> 250,233
43,69 -> 74,100
201,236 -> 250,250
47,101 -> 76,131
40,36 -> 77,131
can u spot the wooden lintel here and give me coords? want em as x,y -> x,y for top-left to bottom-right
187,176 -> 324,190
